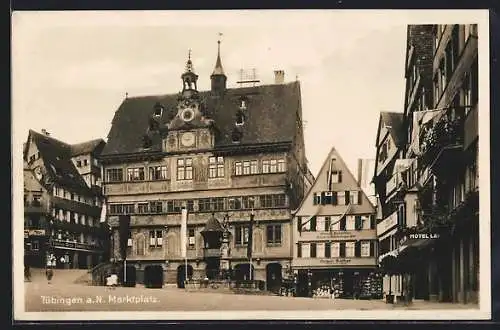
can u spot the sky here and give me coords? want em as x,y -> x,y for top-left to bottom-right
11,10 -> 471,177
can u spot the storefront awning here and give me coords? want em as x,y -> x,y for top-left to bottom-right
398,238 -> 435,256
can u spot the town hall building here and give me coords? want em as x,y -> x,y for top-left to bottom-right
100,40 -> 314,289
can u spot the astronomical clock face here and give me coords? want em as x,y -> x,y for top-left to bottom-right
181,107 -> 195,122
180,131 -> 196,147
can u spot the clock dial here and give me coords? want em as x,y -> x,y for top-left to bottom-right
34,167 -> 43,180
181,108 -> 195,122
180,132 -> 196,147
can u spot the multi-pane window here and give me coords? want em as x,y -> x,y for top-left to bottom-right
106,168 -> 123,182
127,167 -> 145,181
123,204 -> 135,214
137,203 -> 149,214
337,191 -> 346,205
228,197 -> 242,210
234,225 -> 249,246
349,191 -> 360,205
209,156 -> 224,178
186,200 -> 194,212
188,228 -> 196,248
346,216 -> 356,230
266,224 -> 282,245
278,159 -> 286,172
243,161 -> 251,175
149,166 -> 168,180
330,171 -> 342,184
361,241 -> 371,257
332,242 -> 340,257
262,159 -> 285,174
301,243 -> 310,258
260,194 -> 286,208
345,241 -> 355,257
235,162 -> 243,176
167,200 -> 183,213
177,158 -> 193,180
149,201 -> 163,213
149,230 -> 163,248
198,198 -> 224,212
250,160 -> 258,174
262,160 -> 270,174
242,196 -> 256,209
109,204 -> 123,215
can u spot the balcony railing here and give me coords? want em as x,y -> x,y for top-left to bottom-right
203,248 -> 222,258
419,114 -> 464,169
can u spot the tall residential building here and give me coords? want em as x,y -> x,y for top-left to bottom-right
357,158 -> 376,206
100,40 -> 312,289
23,130 -> 108,269
292,147 -> 378,298
374,24 -> 479,304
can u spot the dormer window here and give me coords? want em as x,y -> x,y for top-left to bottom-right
231,128 -> 242,143
153,103 -> 164,117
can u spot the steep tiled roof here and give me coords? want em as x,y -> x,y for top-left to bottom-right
380,112 -> 405,147
71,139 -> 106,156
202,214 -> 224,232
26,130 -> 100,195
101,81 -> 302,156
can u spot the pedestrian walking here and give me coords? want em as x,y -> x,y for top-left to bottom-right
45,266 -> 53,284
24,264 -> 31,282
330,287 -> 335,300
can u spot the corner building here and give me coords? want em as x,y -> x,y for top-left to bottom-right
292,147 -> 379,298
100,42 -> 313,288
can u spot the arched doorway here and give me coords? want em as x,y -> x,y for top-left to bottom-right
177,265 -> 193,288
266,263 -> 282,293
233,263 -> 255,281
144,265 -> 163,288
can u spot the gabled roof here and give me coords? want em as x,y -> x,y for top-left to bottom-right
380,112 -> 405,148
71,139 -> 106,156
294,147 -> 376,217
101,81 -> 302,157
24,130 -> 100,195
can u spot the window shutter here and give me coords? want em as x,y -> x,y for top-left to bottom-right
297,217 -> 302,233
332,192 -> 338,205
340,217 -> 346,231
339,242 -> 346,257
370,241 -> 375,257
370,215 -> 375,229
338,171 -> 342,183
297,243 -> 302,257
313,193 -> 318,205
345,191 -> 350,205
358,192 -> 362,205
355,241 -> 361,257
321,192 -> 326,205
310,216 -> 317,231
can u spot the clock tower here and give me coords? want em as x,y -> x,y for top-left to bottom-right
163,51 -> 215,153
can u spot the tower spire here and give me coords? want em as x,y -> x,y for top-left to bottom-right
185,49 -> 194,72
212,33 -> 225,76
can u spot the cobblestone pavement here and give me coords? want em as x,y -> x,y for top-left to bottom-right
24,281 -> 478,312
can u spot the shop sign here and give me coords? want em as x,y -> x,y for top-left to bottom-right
319,258 -> 352,265
318,231 -> 356,239
24,229 -> 46,237
399,233 -> 440,245
377,210 -> 398,235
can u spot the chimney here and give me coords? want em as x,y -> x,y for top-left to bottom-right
274,70 -> 285,84
41,129 -> 50,136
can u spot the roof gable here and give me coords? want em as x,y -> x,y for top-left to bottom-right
101,82 -> 301,156
25,130 -> 95,195
380,112 -> 405,148
295,147 -> 376,217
